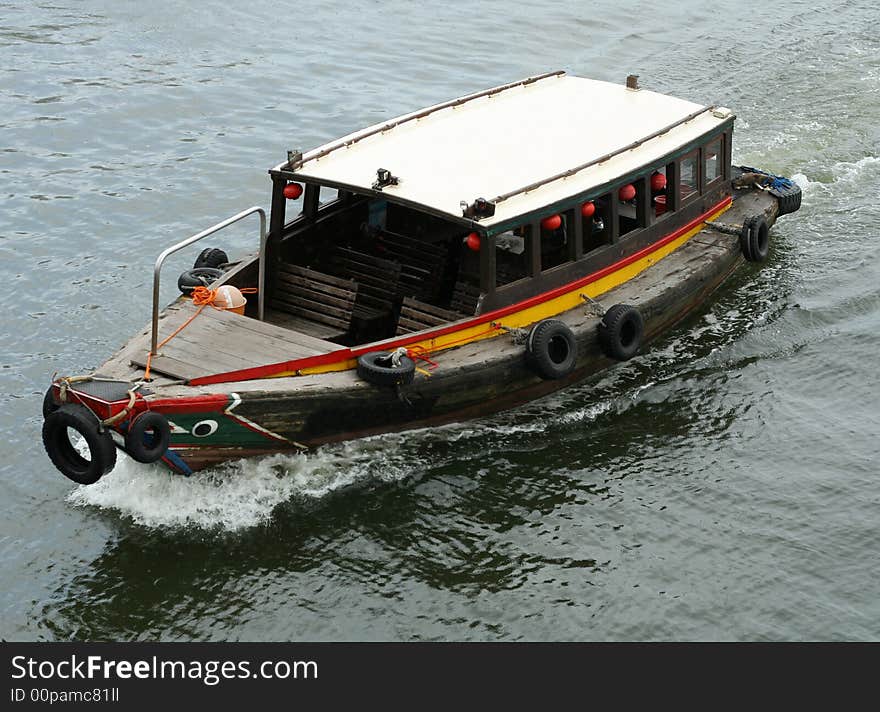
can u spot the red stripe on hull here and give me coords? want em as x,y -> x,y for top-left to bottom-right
148,393 -> 230,413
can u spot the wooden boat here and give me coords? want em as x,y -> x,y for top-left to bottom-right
41,71 -> 802,484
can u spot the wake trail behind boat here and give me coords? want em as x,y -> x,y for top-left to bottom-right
65,392 -> 623,531
66,442 -> 418,531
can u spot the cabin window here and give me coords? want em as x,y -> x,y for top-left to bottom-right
704,137 -> 722,186
650,165 -> 675,219
617,179 -> 645,237
584,194 -> 612,252
319,187 -> 339,204
541,209 -> 574,271
679,151 -> 699,202
496,225 -> 531,287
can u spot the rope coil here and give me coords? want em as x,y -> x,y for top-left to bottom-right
144,285 -> 257,380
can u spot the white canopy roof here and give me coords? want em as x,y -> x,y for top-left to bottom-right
279,72 -> 732,228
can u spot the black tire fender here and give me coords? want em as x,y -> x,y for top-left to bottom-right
739,219 -> 756,261
774,184 -> 802,216
124,411 -> 171,464
42,403 -> 117,485
748,215 -> 770,262
177,267 -> 224,295
194,247 -> 229,269
42,386 -> 60,419
357,351 -> 416,387
598,304 -> 644,361
779,192 -> 791,216
526,319 -> 578,380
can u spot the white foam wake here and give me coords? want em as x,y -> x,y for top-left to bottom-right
830,155 -> 880,183
66,395 -> 618,531
66,436 -> 420,531
790,173 -> 811,189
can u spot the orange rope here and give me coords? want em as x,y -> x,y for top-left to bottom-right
144,286 -> 258,381
405,344 -> 438,369
403,323 -> 504,375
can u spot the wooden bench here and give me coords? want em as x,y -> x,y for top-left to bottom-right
496,256 -> 528,286
450,279 -> 482,316
396,297 -> 462,335
332,247 -> 401,318
268,263 -> 357,341
375,230 -> 448,301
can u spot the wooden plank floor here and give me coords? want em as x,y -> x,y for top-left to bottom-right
264,307 -> 348,341
129,301 -> 341,381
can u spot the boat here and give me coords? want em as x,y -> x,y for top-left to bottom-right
41,71 -> 802,484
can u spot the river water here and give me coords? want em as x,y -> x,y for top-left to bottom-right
1,1 -> 878,641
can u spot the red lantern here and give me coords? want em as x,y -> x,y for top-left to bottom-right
465,232 -> 481,251
283,182 -> 303,200
580,201 -> 596,218
541,214 -> 562,231
650,172 -> 667,191
618,184 -> 636,201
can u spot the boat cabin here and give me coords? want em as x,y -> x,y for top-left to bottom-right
139,72 -> 735,384
248,71 -> 734,348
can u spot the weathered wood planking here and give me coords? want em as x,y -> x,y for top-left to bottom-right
396,297 -> 461,334
269,264 -> 358,339
129,301 -> 341,381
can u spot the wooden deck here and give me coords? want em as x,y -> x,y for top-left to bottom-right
129,301 -> 342,381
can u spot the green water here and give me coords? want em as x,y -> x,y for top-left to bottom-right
1,0 -> 878,640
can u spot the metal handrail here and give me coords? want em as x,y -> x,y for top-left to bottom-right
150,206 -> 266,356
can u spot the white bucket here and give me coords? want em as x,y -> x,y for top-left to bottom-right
213,285 -> 247,315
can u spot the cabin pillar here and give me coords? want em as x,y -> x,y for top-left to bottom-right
724,130 -> 732,181
636,176 -> 650,228
609,199 -> 620,243
260,175 -> 290,320
528,222 -> 541,277
269,175 -> 287,238
667,161 -> 681,213
572,208 -> 584,260
479,233 -> 496,297
303,183 -> 319,220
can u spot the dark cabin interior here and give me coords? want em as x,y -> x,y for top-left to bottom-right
266,193 -> 480,345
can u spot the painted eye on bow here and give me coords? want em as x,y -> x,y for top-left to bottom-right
191,420 -> 219,438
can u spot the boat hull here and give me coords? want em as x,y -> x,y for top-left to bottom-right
148,188 -> 778,474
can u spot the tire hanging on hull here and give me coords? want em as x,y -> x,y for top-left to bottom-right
124,411 -> 171,464
526,319 -> 578,380
42,403 -> 117,485
772,183 -> 802,216
357,351 -> 416,387
598,304 -> 643,361
739,215 -> 770,263
42,386 -> 60,419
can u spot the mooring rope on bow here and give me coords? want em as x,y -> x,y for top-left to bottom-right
52,374 -> 142,427
143,286 -> 258,381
